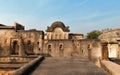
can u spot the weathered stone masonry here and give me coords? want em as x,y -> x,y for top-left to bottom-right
0,21 -> 119,61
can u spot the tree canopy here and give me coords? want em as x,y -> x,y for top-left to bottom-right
86,30 -> 101,39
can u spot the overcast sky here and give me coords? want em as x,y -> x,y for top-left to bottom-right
0,0 -> 120,34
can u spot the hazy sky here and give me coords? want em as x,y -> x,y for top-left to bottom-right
0,0 -> 120,34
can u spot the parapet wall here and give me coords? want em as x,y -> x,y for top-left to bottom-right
12,56 -> 44,75
101,60 -> 120,75
0,56 -> 37,63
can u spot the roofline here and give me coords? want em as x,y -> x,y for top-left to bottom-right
0,26 -> 14,29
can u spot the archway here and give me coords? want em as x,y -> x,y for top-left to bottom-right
59,44 -> 64,57
12,41 -> 19,55
48,44 -> 52,55
26,40 -> 34,55
102,43 -> 109,60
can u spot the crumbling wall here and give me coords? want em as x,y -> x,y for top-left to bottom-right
18,30 -> 44,55
0,28 -> 44,57
0,29 -> 17,56
43,40 -> 74,57
43,40 -> 84,57
80,40 -> 102,67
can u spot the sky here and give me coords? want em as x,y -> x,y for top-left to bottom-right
0,0 -> 120,34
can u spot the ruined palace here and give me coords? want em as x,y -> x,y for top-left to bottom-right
0,21 -> 120,75
0,21 -> 120,60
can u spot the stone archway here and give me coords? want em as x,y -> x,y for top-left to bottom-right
26,40 -> 34,55
10,38 -> 25,56
47,44 -> 52,55
12,41 -> 19,55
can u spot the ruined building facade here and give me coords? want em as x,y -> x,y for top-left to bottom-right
99,29 -> 120,58
0,21 -> 120,63
0,22 -> 44,56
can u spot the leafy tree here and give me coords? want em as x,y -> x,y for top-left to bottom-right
86,30 -> 101,39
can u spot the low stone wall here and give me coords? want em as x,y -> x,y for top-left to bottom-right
12,56 -> 44,75
0,69 -> 15,75
0,56 -> 37,63
101,60 -> 120,75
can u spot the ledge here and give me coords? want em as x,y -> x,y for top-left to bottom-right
12,56 -> 44,75
101,60 -> 120,75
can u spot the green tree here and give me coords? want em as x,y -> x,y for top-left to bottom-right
86,30 -> 101,39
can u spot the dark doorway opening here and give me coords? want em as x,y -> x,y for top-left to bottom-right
59,44 -> 64,57
26,40 -> 34,55
12,41 -> 19,55
48,45 -> 52,56
102,43 -> 109,60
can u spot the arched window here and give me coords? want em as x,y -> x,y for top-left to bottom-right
48,44 -> 52,54
81,49 -> 84,54
37,42 -> 39,45
59,44 -> 63,49
48,45 -> 51,49
39,48 -> 41,51
88,44 -> 92,49
59,44 -> 64,56
27,40 -> 31,45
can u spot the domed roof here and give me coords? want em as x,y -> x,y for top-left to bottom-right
51,21 -> 66,28
46,21 -> 70,32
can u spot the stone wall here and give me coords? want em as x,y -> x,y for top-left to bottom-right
0,29 -> 17,56
69,33 -> 84,40
0,56 -> 37,63
99,28 -> 120,59
18,30 -> 44,55
46,28 -> 69,40
99,28 -> 120,42
0,28 -> 44,57
43,40 -> 74,57
79,40 -> 102,67
43,39 -> 102,62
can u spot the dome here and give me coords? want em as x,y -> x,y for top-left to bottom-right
46,21 -> 70,32
51,21 -> 65,28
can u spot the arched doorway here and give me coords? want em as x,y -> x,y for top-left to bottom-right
59,44 -> 64,57
88,44 -> 92,60
12,41 -> 19,55
26,40 -> 34,55
102,43 -> 109,60
48,44 -> 52,55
